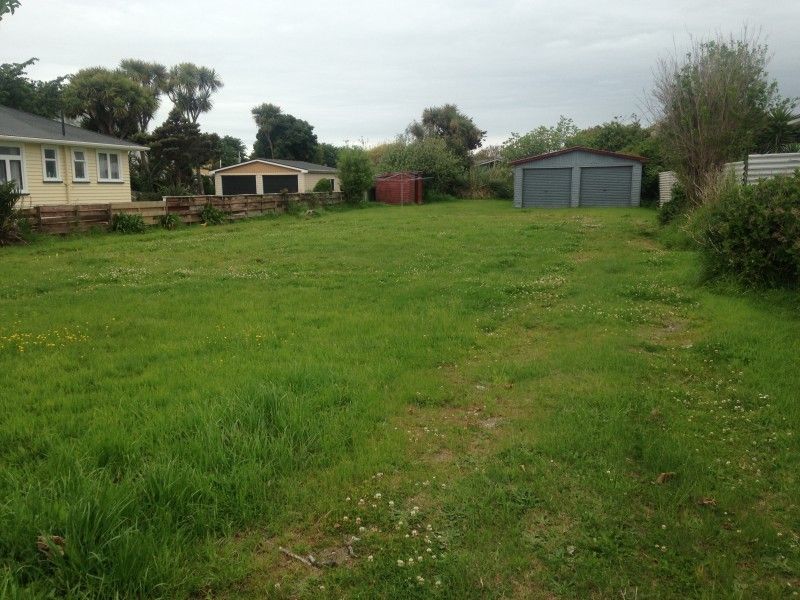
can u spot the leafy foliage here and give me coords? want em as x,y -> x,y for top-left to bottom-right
315,142 -> 341,168
0,0 -> 20,20
754,100 -> 800,153
251,103 -> 319,161
378,137 -> 465,195
118,59 -> 168,132
467,166 -> 513,199
0,58 -> 65,118
312,178 -> 334,193
159,213 -> 181,230
337,147 -> 374,202
652,32 -> 782,203
165,63 -> 223,125
111,213 -> 147,234
501,116 -> 578,162
146,110 -> 215,192
209,135 -> 246,168
0,181 -> 23,245
407,104 -> 486,165
657,182 -> 690,225
692,172 -> 800,287
63,67 -> 156,139
200,203 -> 226,225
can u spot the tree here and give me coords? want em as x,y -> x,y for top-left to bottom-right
165,63 -> 223,125
500,117 -> 578,162
378,137 -> 465,195
0,0 -> 20,21
63,67 -> 155,139
651,31 -> 781,203
147,109 -> 214,192
754,101 -> 800,153
407,104 -> 485,164
338,147 -> 374,202
215,135 -> 247,167
0,58 -> 65,118
315,142 -> 341,167
251,103 -> 319,161
119,59 -> 168,132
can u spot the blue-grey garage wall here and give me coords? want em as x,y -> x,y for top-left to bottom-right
513,150 -> 642,208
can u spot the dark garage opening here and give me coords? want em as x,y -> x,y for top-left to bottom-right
220,175 -> 257,195
262,175 -> 298,193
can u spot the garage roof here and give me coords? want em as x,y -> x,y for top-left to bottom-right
0,104 -> 148,150
509,146 -> 647,166
211,158 -> 337,174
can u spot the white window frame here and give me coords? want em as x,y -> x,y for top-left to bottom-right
71,148 -> 89,182
41,146 -> 62,182
0,144 -> 28,194
96,150 -> 123,183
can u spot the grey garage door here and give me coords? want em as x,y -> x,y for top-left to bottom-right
579,166 -> 632,207
522,168 -> 572,208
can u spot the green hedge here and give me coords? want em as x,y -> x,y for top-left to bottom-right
693,172 -> 800,287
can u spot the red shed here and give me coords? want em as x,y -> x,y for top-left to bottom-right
375,172 -> 424,205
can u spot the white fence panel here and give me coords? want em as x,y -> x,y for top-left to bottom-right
658,153 -> 800,205
658,171 -> 678,206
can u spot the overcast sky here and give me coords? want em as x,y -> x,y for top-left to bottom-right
1,0 -> 799,149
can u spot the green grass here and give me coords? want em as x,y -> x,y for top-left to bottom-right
0,201 -> 798,599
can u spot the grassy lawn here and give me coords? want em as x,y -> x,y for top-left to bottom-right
1,200 -> 798,599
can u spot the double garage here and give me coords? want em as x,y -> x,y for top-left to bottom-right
211,159 -> 339,196
512,147 -> 645,208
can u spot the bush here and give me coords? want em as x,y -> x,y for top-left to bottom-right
658,182 -> 691,225
378,137 -> 466,196
200,203 -> 225,225
0,181 -> 23,245
467,166 -> 513,199
111,213 -> 147,234
338,147 -> 374,203
692,172 -> 800,287
159,213 -> 181,230
312,178 -> 334,193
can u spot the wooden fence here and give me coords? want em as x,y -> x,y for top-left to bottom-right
19,192 -> 343,234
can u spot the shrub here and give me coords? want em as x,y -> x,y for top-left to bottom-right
0,181 -> 23,245
338,147 -> 374,203
159,213 -> 181,230
692,171 -> 800,287
658,182 -> 691,225
111,213 -> 147,234
378,137 -> 466,196
467,166 -> 513,199
312,178 -> 334,193
200,203 -> 225,225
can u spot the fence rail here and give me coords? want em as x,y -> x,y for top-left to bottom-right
659,152 -> 800,205
19,192 -> 343,234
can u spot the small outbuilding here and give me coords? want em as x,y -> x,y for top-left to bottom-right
375,172 -> 424,205
511,147 -> 646,208
210,158 -> 339,196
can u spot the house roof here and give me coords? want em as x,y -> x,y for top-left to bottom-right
211,158 -> 337,175
0,105 -> 148,150
509,146 -> 648,166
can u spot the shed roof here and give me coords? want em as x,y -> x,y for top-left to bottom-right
211,158 -> 337,175
0,104 -> 148,150
509,146 -> 647,166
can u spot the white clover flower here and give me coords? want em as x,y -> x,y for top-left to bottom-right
397,559 -> 405,567
374,493 -> 382,499
367,555 -> 374,561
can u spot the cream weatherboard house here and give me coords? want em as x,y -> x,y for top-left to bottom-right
0,105 -> 147,207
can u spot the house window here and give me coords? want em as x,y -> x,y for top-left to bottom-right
42,147 -> 61,181
72,149 -> 88,181
97,151 -> 122,182
0,145 -> 25,192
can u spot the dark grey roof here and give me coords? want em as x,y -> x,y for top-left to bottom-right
0,105 -> 147,149
212,158 -> 337,174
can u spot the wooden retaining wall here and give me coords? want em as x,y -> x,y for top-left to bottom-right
18,192 -> 343,234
